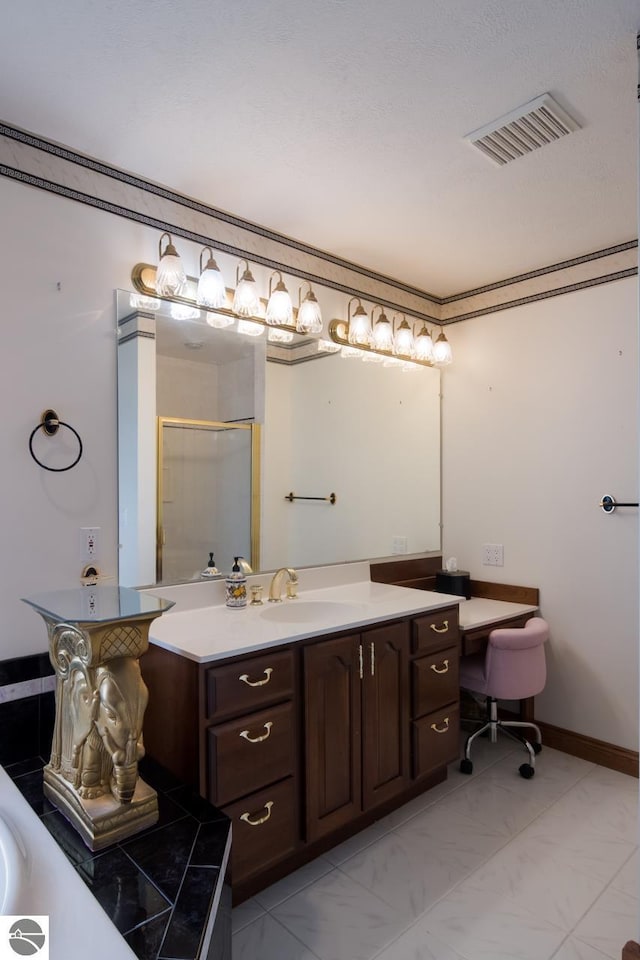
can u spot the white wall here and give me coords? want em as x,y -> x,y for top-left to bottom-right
442,278 -> 639,750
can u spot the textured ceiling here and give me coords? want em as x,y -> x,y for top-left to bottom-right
0,0 -> 638,297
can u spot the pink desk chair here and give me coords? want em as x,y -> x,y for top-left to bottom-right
459,616 -> 549,779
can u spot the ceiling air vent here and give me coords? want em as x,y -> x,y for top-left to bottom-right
464,93 -> 580,166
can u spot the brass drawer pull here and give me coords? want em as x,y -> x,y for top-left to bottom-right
430,620 -> 449,634
430,659 -> 449,674
240,800 -> 273,826
240,721 -> 273,744
430,717 -> 450,734
239,667 -> 273,687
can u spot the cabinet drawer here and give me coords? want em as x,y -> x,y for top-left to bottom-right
412,705 -> 460,778
207,701 -> 295,806
222,777 -> 298,885
411,645 -> 459,719
412,607 -> 459,655
206,649 -> 294,721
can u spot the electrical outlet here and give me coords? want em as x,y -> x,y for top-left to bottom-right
482,543 -> 504,566
80,527 -> 100,563
392,536 -> 408,555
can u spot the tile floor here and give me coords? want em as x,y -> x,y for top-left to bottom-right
232,737 -> 639,960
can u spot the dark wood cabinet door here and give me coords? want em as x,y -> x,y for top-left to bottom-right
362,622 -> 410,811
305,634 -> 362,842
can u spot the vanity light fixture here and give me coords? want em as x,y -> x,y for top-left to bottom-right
347,297 -> 371,345
155,233 -> 187,297
413,324 -> 434,362
296,282 -> 323,335
393,314 -> 414,357
266,271 -> 294,326
433,331 -> 453,366
371,307 -> 394,352
196,246 -> 227,308
233,259 -> 261,317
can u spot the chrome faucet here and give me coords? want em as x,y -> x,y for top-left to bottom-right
268,567 -> 298,603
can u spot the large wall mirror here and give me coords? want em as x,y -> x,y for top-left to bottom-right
116,289 -> 441,586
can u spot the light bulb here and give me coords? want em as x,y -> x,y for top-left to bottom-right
266,273 -> 293,326
197,249 -> 226,308
129,293 -> 160,311
348,303 -> 371,345
233,262 -> 260,317
297,289 -> 323,334
155,233 -> 186,297
170,303 -> 201,321
433,331 -> 453,366
414,325 -> 434,362
371,311 -> 394,352
394,318 -> 414,357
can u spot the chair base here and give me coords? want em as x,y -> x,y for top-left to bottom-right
460,697 -> 542,778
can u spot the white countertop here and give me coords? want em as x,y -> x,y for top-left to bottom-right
458,597 -> 539,630
0,766 -> 137,960
147,580 -> 461,663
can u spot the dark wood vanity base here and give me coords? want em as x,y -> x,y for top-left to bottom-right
141,605 -> 461,904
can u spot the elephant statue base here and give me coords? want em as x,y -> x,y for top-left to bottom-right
22,588 -> 174,851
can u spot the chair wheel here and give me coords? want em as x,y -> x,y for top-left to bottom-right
519,763 -> 535,779
459,759 -> 473,775
532,742 -> 542,755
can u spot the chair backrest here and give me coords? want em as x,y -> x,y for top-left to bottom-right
484,616 -> 549,701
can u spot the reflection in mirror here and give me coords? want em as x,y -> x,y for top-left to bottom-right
116,289 -> 441,586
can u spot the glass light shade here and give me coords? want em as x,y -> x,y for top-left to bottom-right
155,235 -> 186,297
237,318 -> 264,337
233,270 -> 260,317
362,350 -> 384,362
296,292 -> 323,334
197,258 -> 226,308
206,312 -> 234,329
317,339 -> 341,353
394,319 -> 414,356
348,305 -> 371,345
268,326 -> 294,343
433,332 -> 453,366
170,303 -> 201,321
266,282 -> 293,326
414,326 -> 434,362
371,314 -> 394,352
129,293 -> 160,311
341,345 -> 361,358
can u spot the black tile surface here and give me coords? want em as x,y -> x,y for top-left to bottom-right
0,652 -> 51,685
158,866 -> 220,960
5,692 -> 231,960
0,697 -> 40,765
76,846 -> 171,935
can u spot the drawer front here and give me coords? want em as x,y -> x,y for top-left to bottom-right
222,777 -> 298,885
412,607 -> 459,655
207,701 -> 295,807
412,705 -> 460,778
206,649 -> 294,721
411,645 -> 459,719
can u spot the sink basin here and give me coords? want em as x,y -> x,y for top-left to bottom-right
260,600 -> 358,624
0,811 -> 26,914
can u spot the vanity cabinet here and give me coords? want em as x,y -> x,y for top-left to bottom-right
141,601 -> 460,901
304,622 -> 409,842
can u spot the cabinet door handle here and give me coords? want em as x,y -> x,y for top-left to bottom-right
430,717 -> 450,734
430,659 -> 449,674
239,721 -> 273,743
370,641 -> 375,676
359,644 -> 363,680
240,800 -> 273,826
239,667 -> 273,687
430,620 -> 449,634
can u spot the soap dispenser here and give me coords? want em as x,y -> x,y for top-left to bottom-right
225,557 -> 247,608
201,552 -> 219,578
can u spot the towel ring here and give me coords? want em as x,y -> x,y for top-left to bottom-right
28,409 -> 83,472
